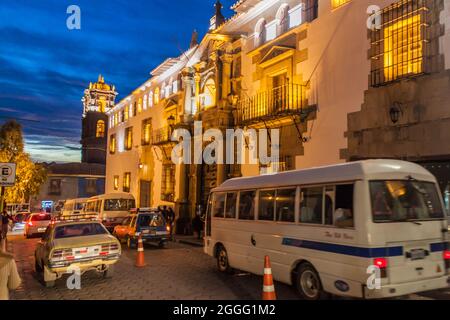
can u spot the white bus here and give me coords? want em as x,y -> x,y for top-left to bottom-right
84,193 -> 136,231
204,160 -> 450,299
60,198 -> 88,217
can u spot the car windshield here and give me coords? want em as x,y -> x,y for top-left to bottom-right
31,214 -> 52,221
138,214 -> 164,227
370,180 -> 444,222
54,223 -> 108,239
104,199 -> 135,212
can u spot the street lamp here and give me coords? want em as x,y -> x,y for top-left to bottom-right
389,102 -> 403,124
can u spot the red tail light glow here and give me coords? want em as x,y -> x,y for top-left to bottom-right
443,250 -> 450,260
374,258 -> 388,269
28,221 -> 33,226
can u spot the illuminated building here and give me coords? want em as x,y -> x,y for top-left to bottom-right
105,0 -> 450,228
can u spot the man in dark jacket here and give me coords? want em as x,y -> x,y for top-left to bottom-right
1,210 -> 13,240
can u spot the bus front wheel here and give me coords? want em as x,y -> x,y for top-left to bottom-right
295,263 -> 327,300
216,246 -> 231,273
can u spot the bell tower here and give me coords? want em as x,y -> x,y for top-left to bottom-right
209,0 -> 225,31
81,75 -> 118,164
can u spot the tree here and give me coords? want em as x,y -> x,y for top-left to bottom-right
0,120 -> 47,204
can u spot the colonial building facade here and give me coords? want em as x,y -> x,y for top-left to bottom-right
105,0 -> 450,231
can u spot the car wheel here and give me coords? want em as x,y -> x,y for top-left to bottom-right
295,262 -> 327,300
127,237 -> 136,249
216,245 -> 231,273
35,257 -> 43,273
103,265 -> 114,279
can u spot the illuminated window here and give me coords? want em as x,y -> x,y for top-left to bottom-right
383,15 -> 423,82
142,118 -> 152,145
143,95 -> 147,110
129,104 -> 133,118
113,175 -> 119,191
114,113 -> 118,126
123,172 -> 131,193
124,127 -> 133,150
149,92 -> 153,107
202,78 -> 216,109
255,19 -> 266,47
96,120 -> 105,138
331,0 -> 350,9
124,105 -> 129,121
370,0 -> 429,86
161,163 -> 175,202
154,88 -> 160,105
109,134 -> 116,154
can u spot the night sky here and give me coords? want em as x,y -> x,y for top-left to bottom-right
0,0 -> 234,163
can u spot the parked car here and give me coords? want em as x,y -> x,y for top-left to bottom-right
12,212 -> 30,232
24,213 -> 52,238
113,208 -> 169,249
34,216 -> 121,287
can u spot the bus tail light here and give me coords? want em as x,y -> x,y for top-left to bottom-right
443,250 -> 450,269
374,258 -> 388,278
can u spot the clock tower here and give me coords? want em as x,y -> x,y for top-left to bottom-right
81,75 -> 118,164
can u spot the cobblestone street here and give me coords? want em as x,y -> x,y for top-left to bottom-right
6,234 -> 450,300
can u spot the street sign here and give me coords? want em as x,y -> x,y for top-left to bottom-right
0,163 -> 16,187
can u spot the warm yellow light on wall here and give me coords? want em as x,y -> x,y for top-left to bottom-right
113,175 -> 119,190
125,127 -> 133,150
109,135 -> 116,154
331,0 -> 350,9
124,106 -> 129,120
384,15 -> 423,81
96,120 -> 105,138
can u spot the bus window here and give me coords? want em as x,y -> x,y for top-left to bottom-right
213,193 -> 226,218
238,190 -> 256,220
225,193 -> 237,219
334,184 -> 354,228
324,186 -> 335,225
276,188 -> 296,223
300,187 -> 323,224
259,190 -> 275,221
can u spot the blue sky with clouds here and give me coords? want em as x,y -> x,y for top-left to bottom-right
0,0 -> 234,163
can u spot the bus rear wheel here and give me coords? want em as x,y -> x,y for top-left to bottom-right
216,246 -> 231,273
295,263 -> 327,300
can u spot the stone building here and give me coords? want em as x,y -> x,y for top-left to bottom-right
105,0 -> 450,230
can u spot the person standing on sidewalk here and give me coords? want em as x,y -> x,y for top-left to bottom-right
192,213 -> 203,240
1,210 -> 13,240
167,207 -> 175,240
0,251 -> 22,300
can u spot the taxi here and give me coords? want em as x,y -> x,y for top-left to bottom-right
34,215 -> 121,288
113,208 -> 169,249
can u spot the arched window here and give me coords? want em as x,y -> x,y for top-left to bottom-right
96,120 -> 105,138
203,78 -> 216,109
255,19 -> 266,47
276,4 -> 290,35
149,91 -> 153,107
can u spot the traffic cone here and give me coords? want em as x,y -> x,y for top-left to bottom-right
262,255 -> 276,300
135,234 -> 146,268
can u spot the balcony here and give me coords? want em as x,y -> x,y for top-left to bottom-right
152,126 -> 174,145
236,83 -> 312,126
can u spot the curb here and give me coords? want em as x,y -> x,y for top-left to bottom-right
175,239 -> 204,247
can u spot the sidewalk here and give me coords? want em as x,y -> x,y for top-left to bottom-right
173,235 -> 204,247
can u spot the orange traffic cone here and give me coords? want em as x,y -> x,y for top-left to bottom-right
262,255 -> 276,300
135,234 -> 146,268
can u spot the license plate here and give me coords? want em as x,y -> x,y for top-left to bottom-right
38,228 -> 47,232
410,249 -> 426,260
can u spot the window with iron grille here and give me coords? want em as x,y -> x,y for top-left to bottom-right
123,172 -> 131,193
124,127 -> 133,150
48,179 -> 61,196
259,155 -> 293,174
161,163 -> 175,202
142,118 -> 152,146
369,0 -> 436,86
331,0 -> 350,9
85,179 -> 97,195
109,134 -> 116,154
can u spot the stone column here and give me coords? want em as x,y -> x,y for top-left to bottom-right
181,67 -> 194,123
220,53 -> 233,102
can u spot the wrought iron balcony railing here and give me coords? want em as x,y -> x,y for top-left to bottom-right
236,83 -> 308,125
152,126 -> 173,145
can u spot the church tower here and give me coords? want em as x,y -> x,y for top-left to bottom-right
81,75 -> 118,164
209,0 -> 225,31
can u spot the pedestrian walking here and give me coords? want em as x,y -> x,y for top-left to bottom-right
192,213 -> 204,240
1,210 -> 13,241
0,251 -> 22,300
